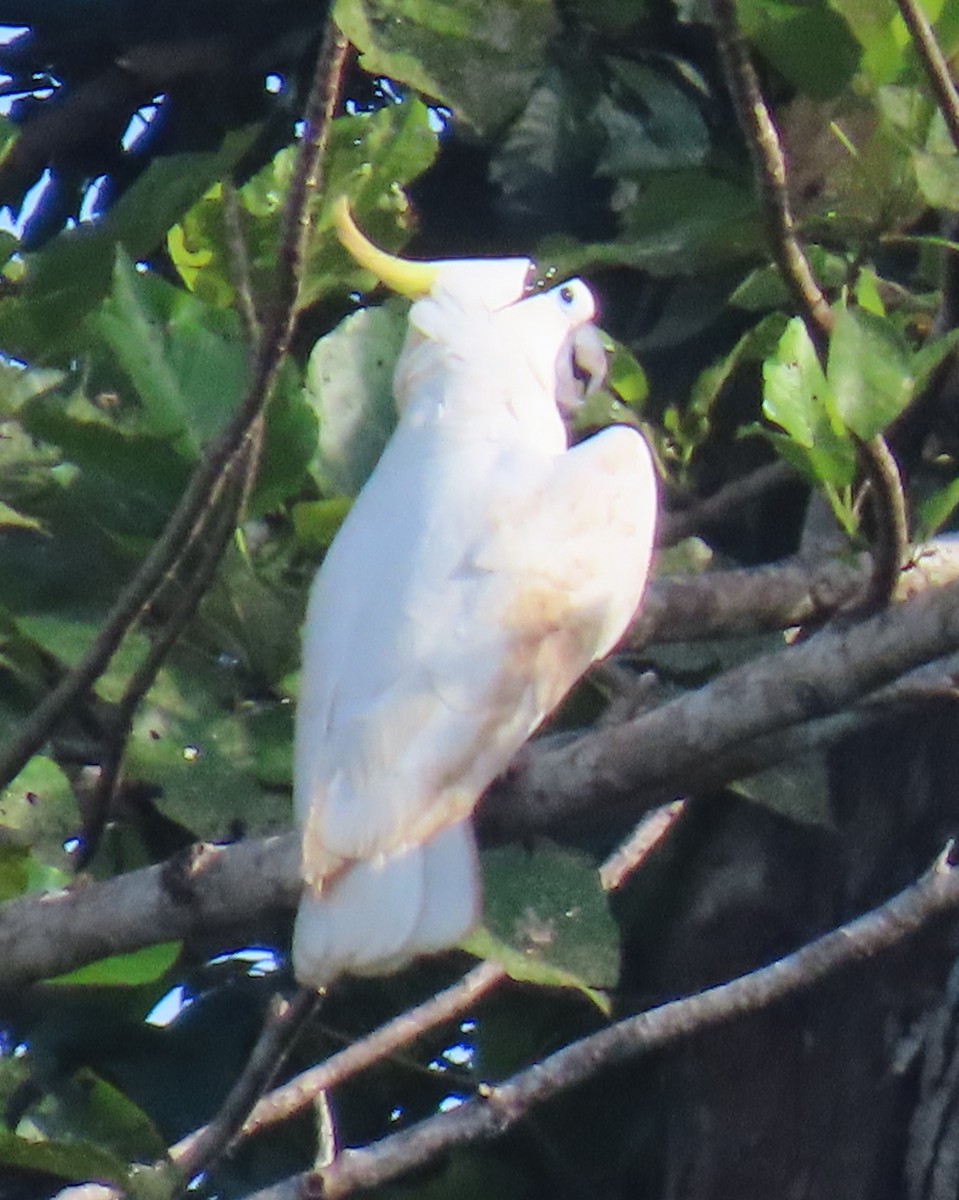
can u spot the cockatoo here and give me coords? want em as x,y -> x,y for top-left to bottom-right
292,200 -> 657,987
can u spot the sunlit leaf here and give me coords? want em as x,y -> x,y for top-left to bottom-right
292,497 -> 354,551
0,756 -> 74,872
47,943 -> 182,988
93,252 -> 249,452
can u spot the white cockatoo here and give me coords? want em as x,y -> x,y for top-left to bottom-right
292,200 -> 657,988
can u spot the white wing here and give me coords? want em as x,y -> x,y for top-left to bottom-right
293,370 -> 655,984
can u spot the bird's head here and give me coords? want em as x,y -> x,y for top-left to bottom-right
334,200 -> 607,429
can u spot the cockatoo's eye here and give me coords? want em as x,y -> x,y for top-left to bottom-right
550,278 -> 594,325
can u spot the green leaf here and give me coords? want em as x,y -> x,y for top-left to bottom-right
0,843 -> 30,900
0,1129 -> 128,1187
0,360 -> 64,417
173,98 -> 439,318
733,751 -> 833,827
826,306 -> 914,439
305,301 -> 407,495
606,339 -> 649,407
539,171 -> 761,278
292,497 -> 354,551
0,126 -> 262,362
739,0 -> 861,100
595,56 -> 709,175
124,660 -> 294,841
763,317 -> 834,447
474,842 -> 620,993
47,942 -> 182,987
917,473 -> 959,538
912,327 -> 959,394
730,246 -> 850,311
0,756 -> 75,873
913,148 -> 959,211
334,0 -> 555,135
829,0 -> 902,86
0,500 -> 44,533
762,316 -> 858,489
93,252 -> 249,453
21,1068 -> 167,1165
252,359 -> 316,517
19,384 -> 191,540
462,928 -> 610,1014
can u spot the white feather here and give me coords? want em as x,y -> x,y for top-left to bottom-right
292,821 -> 479,985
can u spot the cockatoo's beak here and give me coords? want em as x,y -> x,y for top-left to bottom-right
556,323 -> 608,413
334,198 -> 439,299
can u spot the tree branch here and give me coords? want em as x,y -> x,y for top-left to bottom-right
173,989 -> 319,1186
80,458 -> 251,865
895,0 -> 959,156
0,835 -> 299,994
170,961 -> 506,1164
483,574 -> 959,838
709,0 -> 833,345
243,849 -> 959,1200
7,570 -> 959,990
631,539 -> 959,647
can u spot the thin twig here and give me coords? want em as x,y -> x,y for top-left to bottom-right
80,457 -> 251,863
170,961 -> 506,1163
853,434 -> 910,615
658,460 -> 797,546
710,0 -> 833,346
242,849 -> 959,1200
895,0 -> 959,155
222,179 -> 263,344
0,22 -> 350,792
709,0 -> 909,610
600,799 -> 686,892
174,989 -> 320,1186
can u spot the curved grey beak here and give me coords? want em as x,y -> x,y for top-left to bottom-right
555,323 -> 608,414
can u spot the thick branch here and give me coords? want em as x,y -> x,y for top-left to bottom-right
635,540 -> 959,646
631,553 -> 870,645
619,538 -> 954,651
0,836 -> 299,994
245,851 -> 959,1200
483,575 -> 959,837
5,582 -> 959,989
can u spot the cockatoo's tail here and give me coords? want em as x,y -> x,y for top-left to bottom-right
293,200 -> 657,988
333,197 -> 439,299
